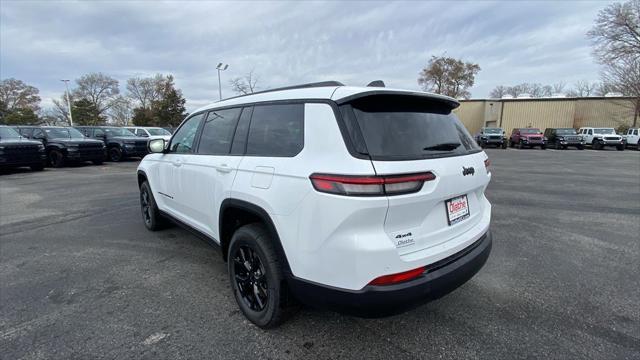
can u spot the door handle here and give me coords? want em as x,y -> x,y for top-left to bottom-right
172,159 -> 182,167
216,164 -> 232,173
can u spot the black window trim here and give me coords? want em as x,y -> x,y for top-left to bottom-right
195,107 -> 243,155
179,99 -> 340,158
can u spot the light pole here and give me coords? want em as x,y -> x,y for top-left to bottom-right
60,79 -> 73,126
216,63 -> 228,100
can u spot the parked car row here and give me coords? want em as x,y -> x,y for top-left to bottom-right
0,125 -> 173,171
475,126 -> 639,151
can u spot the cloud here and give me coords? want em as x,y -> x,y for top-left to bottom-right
0,0 -> 611,111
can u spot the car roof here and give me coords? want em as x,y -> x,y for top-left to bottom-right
192,85 -> 459,114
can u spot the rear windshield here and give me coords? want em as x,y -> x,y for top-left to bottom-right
341,96 -> 480,160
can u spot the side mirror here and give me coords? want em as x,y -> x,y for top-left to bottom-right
148,138 -> 165,153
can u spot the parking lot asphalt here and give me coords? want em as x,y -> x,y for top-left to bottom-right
1,148 -> 639,360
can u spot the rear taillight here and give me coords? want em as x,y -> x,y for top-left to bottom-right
309,172 -> 436,196
484,159 -> 490,172
369,266 -> 425,286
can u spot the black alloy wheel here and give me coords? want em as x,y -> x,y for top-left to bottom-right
109,147 -> 123,162
232,245 -> 269,312
139,181 -> 167,231
228,224 -> 293,328
49,150 -> 65,168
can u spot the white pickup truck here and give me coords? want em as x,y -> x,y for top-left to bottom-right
622,128 -> 640,150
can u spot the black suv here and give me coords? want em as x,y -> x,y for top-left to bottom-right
475,127 -> 507,149
543,128 -> 585,150
75,126 -> 149,161
0,126 -> 46,171
15,126 -> 105,167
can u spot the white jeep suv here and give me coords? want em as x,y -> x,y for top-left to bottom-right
136,81 -> 493,328
577,127 -> 625,151
622,128 -> 640,150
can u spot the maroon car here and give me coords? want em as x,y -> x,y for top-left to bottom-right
509,128 -> 546,149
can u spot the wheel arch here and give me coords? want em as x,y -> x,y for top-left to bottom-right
137,170 -> 148,188
219,199 -> 292,275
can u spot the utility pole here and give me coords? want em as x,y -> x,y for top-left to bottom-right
216,63 -> 229,100
61,79 -> 73,126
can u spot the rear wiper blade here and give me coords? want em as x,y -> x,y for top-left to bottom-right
423,142 -> 461,151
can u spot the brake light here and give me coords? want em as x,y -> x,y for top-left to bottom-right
369,266 -> 425,286
484,159 -> 490,172
309,172 -> 435,196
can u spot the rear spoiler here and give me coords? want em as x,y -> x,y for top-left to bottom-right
333,90 -> 460,110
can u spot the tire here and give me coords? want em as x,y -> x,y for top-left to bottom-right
48,150 -> 65,168
501,142 -> 507,149
109,147 -> 123,162
92,159 -> 103,165
555,141 -> 562,150
616,144 -> 625,151
637,141 -> 640,151
518,141 -> 523,149
30,163 -> 44,171
509,140 -> 514,148
228,224 -> 292,328
540,144 -> 546,150
139,181 -> 169,231
577,145 -> 584,150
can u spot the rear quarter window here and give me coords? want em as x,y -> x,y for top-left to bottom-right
245,103 -> 304,157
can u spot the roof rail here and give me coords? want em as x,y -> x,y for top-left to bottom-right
222,81 -> 344,102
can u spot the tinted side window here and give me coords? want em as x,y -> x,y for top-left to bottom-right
197,108 -> 242,155
19,128 -> 33,138
33,129 -> 45,138
230,107 -> 253,155
170,113 -> 204,153
588,129 -> 593,135
246,104 -> 304,157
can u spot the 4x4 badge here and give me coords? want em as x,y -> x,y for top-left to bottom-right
462,166 -> 475,176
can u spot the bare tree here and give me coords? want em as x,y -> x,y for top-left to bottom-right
587,0 -> 640,63
73,73 -> 119,117
52,93 -> 75,124
552,82 -> 566,94
110,96 -> 133,126
126,74 -> 167,109
588,0 -> 640,126
0,78 -> 41,112
229,70 -> 259,95
489,85 -> 509,98
569,81 -> 599,97
418,56 -> 481,99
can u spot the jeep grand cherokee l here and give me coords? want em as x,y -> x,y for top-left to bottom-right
15,126 -> 105,167
136,82 -> 492,328
76,126 -> 149,161
0,126 -> 46,171
544,128 -> 585,150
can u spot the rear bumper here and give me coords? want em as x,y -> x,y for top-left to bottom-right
287,230 -> 492,317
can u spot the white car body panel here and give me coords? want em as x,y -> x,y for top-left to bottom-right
138,87 -> 492,291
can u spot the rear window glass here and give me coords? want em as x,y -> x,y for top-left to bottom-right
342,96 -> 480,160
246,104 -> 304,157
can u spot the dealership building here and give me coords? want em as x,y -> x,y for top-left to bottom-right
454,96 -> 639,135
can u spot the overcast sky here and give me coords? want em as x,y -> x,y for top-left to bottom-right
0,0 -> 612,111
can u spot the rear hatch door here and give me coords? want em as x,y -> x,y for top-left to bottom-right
339,93 -> 489,256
